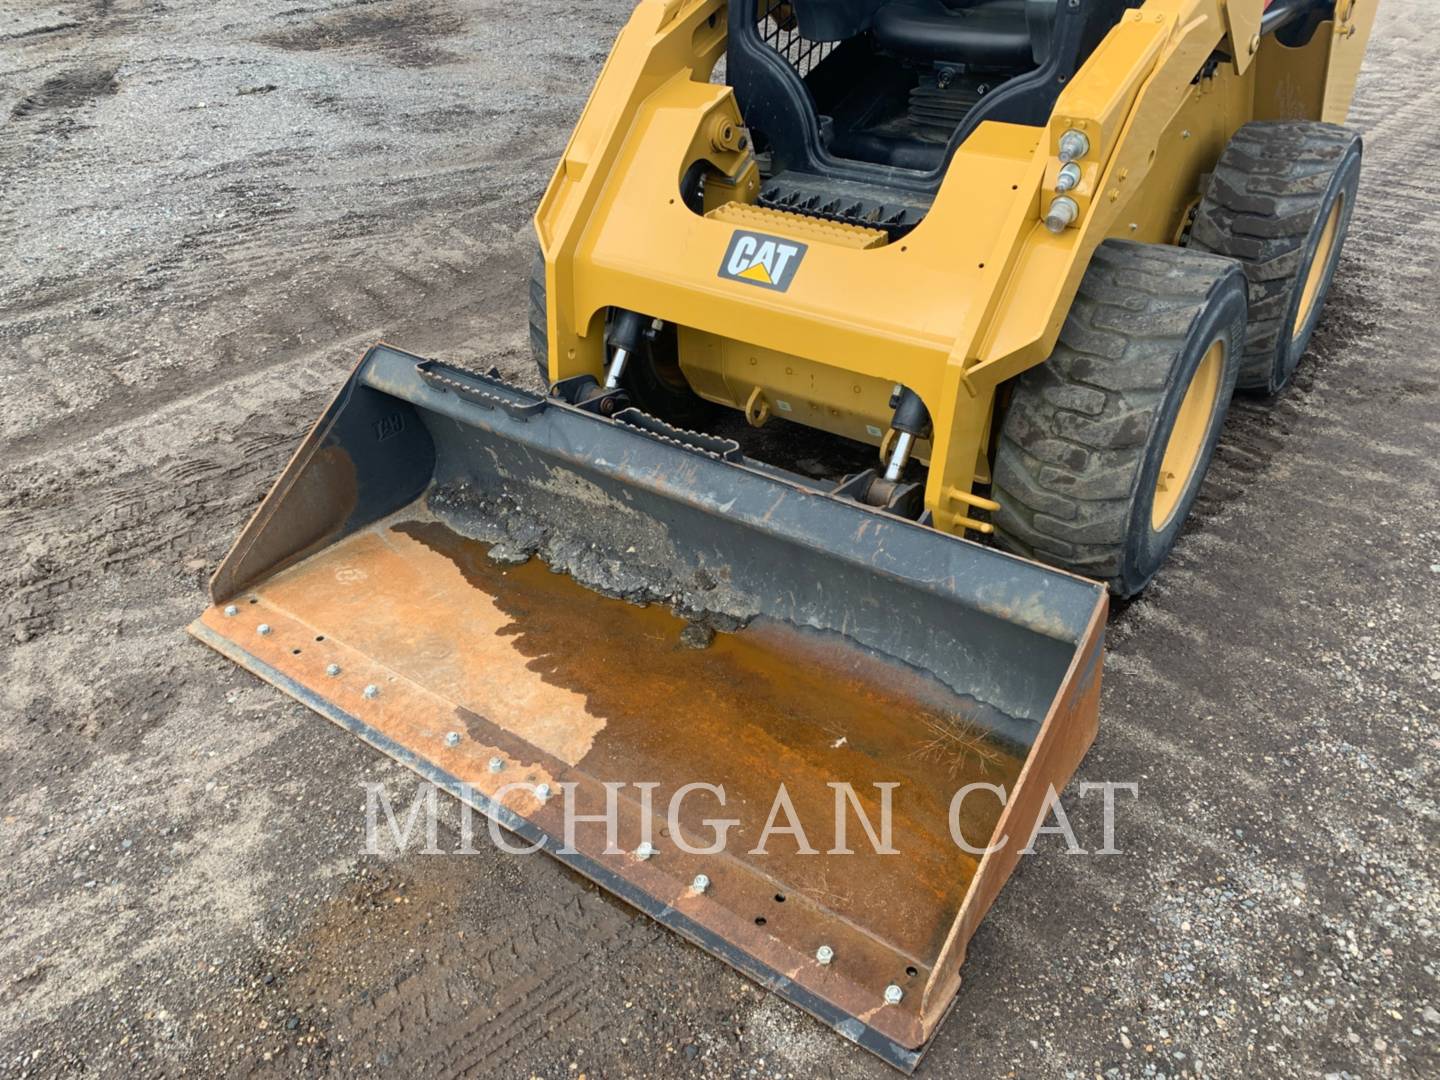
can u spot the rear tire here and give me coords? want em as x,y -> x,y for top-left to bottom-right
528,250 -> 715,427
1189,121 -> 1362,395
992,240 -> 1248,598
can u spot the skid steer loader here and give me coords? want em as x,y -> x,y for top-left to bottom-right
191,0 -> 1374,1068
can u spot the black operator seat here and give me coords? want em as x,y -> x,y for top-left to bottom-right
872,0 -> 1059,68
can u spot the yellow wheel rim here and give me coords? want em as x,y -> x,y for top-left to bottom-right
1294,195 -> 1344,340
1151,340 -> 1225,531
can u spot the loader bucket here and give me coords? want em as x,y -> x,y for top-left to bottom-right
190,344 -> 1107,1070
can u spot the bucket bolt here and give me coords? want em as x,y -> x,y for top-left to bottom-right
883,386 -> 932,482
604,309 -> 654,390
883,983 -> 904,1005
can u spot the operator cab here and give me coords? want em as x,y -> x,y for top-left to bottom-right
830,1 -> 1061,162
726,0 -> 1133,232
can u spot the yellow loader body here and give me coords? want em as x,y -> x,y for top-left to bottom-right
535,0 -> 1374,534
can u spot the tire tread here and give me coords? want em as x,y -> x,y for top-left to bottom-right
1189,121 -> 1360,390
993,240 -> 1239,590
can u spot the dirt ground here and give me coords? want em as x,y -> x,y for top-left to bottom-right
1,1 -> 1436,1077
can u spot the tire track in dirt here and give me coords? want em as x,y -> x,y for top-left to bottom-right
0,177 -> 536,458
0,0 -> 595,459
201,852 -> 681,1078
7,63 -> 119,120
332,895 -> 658,1076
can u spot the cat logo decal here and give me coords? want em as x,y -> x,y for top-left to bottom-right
718,230 -> 807,292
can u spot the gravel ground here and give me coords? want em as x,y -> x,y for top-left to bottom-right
1,1 -> 1436,1077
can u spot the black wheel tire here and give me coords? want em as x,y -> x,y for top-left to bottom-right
1189,121 -> 1362,395
528,250 -> 715,427
992,240 -> 1248,598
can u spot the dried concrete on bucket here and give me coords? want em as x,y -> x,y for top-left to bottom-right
429,477 -> 759,633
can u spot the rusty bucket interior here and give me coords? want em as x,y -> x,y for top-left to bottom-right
190,345 -> 1107,1070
